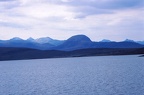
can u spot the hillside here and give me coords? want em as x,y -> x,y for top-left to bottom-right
0,47 -> 143,61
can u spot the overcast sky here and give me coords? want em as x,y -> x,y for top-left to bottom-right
0,0 -> 144,41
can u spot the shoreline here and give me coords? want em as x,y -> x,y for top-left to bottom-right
0,54 -> 143,62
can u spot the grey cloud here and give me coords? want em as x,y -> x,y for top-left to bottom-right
0,0 -> 16,2
64,0 -> 144,9
61,0 -> 144,18
0,0 -> 19,10
73,6 -> 114,18
0,21 -> 29,29
98,0 -> 144,9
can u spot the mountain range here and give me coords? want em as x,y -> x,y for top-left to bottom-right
0,35 -> 143,51
0,35 -> 143,61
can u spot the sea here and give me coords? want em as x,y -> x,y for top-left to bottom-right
0,55 -> 144,95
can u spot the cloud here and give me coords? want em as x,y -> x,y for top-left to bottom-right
62,0 -> 144,18
0,0 -> 19,10
0,0 -> 143,41
0,0 -> 15,2
18,4 -> 75,19
64,0 -> 144,8
0,21 -> 27,28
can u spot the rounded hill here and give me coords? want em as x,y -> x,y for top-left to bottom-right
66,35 -> 92,43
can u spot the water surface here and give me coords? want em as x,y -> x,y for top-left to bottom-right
0,55 -> 144,95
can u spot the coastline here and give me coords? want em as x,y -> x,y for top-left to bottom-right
0,48 -> 143,61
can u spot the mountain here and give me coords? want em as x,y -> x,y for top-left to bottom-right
0,35 -> 143,51
35,37 -> 53,44
123,39 -> 135,42
121,39 -> 144,45
29,37 -> 65,46
54,35 -> 93,51
99,39 -> 112,42
93,42 -> 143,48
136,41 -> 144,45
27,37 -> 35,42
99,39 -> 144,45
53,35 -> 143,51
0,35 -> 144,61
9,37 -> 24,41
0,37 -> 54,50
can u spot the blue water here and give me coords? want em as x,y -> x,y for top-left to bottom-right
0,55 -> 144,95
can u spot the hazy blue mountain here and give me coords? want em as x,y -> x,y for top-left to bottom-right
99,39 -> 112,42
99,39 -> 144,45
35,37 -> 53,44
48,39 -> 65,46
0,40 -> 6,43
123,39 -> 135,42
123,39 -> 144,45
93,42 -> 143,48
27,37 -> 35,42
136,41 -> 144,45
0,35 -> 143,51
29,37 -> 65,46
53,35 -> 143,51
0,37 -> 54,50
9,37 -> 24,41
54,35 -> 93,51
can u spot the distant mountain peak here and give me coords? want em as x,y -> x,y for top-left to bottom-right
100,39 -> 111,42
54,35 -> 93,51
67,35 -> 92,43
124,39 -> 134,42
35,37 -> 53,44
26,37 -> 35,43
136,41 -> 144,45
27,37 -> 34,40
10,37 -> 23,41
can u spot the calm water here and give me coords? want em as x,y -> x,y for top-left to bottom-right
0,55 -> 144,95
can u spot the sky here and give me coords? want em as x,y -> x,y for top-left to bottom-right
0,0 -> 144,41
